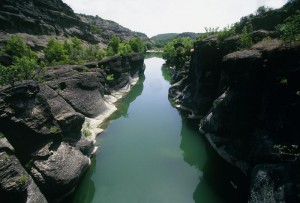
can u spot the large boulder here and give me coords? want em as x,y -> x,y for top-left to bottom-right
0,81 -> 61,157
0,138 -> 47,203
45,65 -> 110,118
30,142 -> 89,199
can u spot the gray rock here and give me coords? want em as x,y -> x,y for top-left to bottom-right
31,142 -> 89,199
0,151 -> 47,203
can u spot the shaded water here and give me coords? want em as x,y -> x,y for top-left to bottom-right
70,57 -> 246,203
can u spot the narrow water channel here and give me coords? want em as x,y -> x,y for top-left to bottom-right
70,57 -> 245,203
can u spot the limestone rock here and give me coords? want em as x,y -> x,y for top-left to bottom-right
31,142 -> 89,199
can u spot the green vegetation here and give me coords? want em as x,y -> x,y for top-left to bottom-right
16,175 -> 29,186
45,38 -> 68,64
256,6 -> 272,15
50,126 -> 59,134
0,56 -> 42,86
107,35 -> 145,56
280,78 -> 288,86
0,33 -> 142,87
129,37 -> 145,53
276,12 -> 300,44
106,74 -> 114,81
4,35 -> 37,59
107,35 -> 120,56
82,122 -> 92,137
162,37 -> 193,67
240,24 -> 253,48
217,25 -> 236,42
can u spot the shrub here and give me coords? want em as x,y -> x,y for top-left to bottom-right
106,74 -> 114,81
45,38 -> 68,63
16,175 -> 29,186
129,37 -> 145,53
108,35 -> 120,55
83,128 -> 92,137
217,25 -> 237,42
240,24 -> 253,48
4,35 -> 37,59
119,42 -> 132,56
84,45 -> 106,61
276,12 -> 300,44
162,37 -> 193,67
256,6 -> 272,16
50,126 -> 59,134
0,56 -> 42,86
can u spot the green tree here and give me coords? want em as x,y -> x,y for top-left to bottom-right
45,38 -> 68,63
162,37 -> 193,67
256,6 -> 272,15
108,35 -> 120,55
4,35 -> 37,59
0,56 -> 42,86
129,37 -> 145,53
276,12 -> 300,44
240,24 -> 253,48
119,42 -> 133,56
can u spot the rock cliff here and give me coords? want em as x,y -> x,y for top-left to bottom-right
0,53 -> 145,202
169,34 -> 300,201
0,0 -> 150,49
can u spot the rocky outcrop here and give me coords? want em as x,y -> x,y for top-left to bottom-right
0,53 -> 145,202
0,0 -> 150,50
0,137 -> 47,203
169,37 -> 300,202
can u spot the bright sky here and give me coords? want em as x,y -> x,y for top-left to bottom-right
62,0 -> 288,37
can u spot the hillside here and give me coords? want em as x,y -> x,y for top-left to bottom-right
151,32 -> 201,47
0,0 -> 150,49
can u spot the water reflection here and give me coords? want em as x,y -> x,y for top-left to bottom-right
101,75 -> 145,129
145,52 -> 162,59
70,158 -> 96,203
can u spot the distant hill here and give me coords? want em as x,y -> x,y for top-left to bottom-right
150,32 -> 202,47
0,0 -> 150,49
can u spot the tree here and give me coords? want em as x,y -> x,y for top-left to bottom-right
119,42 -> 132,56
0,56 -> 42,86
240,24 -> 253,48
108,35 -> 120,55
45,38 -> 68,63
276,12 -> 300,44
162,37 -> 193,67
4,35 -> 37,59
256,6 -> 272,15
129,37 -> 145,53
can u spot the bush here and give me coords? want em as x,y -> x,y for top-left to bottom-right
129,37 -> 145,53
276,12 -> 300,44
162,37 -> 193,67
119,42 -> 132,56
240,24 -> 253,48
217,25 -> 236,42
4,35 -> 37,59
0,56 -> 42,86
45,38 -> 68,64
108,35 -> 120,55
84,45 -> 106,61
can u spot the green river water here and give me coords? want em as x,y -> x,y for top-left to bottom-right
70,57 -> 246,203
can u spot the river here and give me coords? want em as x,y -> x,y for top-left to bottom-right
70,57 -> 246,203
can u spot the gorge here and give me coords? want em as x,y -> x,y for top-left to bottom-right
1,0 -> 300,202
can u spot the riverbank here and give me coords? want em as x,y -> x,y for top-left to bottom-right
0,53 -> 145,202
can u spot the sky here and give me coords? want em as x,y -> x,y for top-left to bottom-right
62,0 -> 288,37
